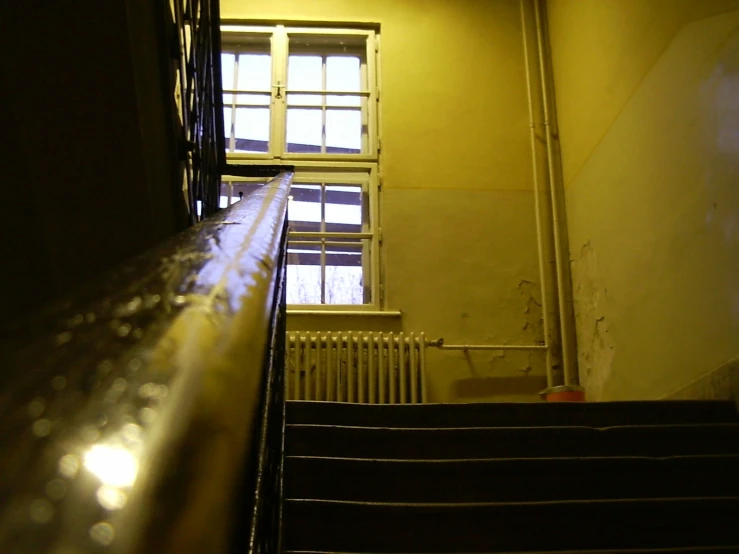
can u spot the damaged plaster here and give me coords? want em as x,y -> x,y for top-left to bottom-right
571,241 -> 615,400
459,279 -> 546,381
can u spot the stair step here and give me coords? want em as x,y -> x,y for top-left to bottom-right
283,497 -> 739,553
285,547 -> 739,553
284,454 -> 739,503
285,423 -> 739,459
286,400 -> 739,428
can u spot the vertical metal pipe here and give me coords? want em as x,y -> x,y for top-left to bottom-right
399,332 -> 407,404
369,333 -> 377,404
358,333 -> 365,403
320,185 -> 327,304
285,332 -> 292,400
520,0 -> 554,388
420,332 -> 427,403
316,334 -> 324,401
533,0 -> 576,385
336,334 -> 342,402
379,333 -> 386,404
327,333 -> 334,401
388,332 -> 396,404
304,335 -> 312,401
294,334 -> 302,400
409,332 -> 418,404
346,334 -> 354,402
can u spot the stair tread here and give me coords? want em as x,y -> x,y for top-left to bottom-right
286,400 -> 739,428
285,547 -> 739,553
287,422 -> 739,431
286,452 -> 739,462
283,497 -> 739,552
286,495 -> 739,507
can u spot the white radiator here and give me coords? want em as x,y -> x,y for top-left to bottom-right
286,332 -> 427,404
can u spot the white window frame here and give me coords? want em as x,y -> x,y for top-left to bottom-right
222,164 -> 380,310
221,25 -> 379,162
222,24 -> 383,311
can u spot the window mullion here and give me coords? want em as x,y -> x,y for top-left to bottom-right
369,168 -> 381,308
272,26 -> 288,158
321,55 -> 327,154
321,183 -> 327,303
320,241 -> 327,304
360,56 -> 369,155
229,57 -> 238,152
367,31 -> 379,157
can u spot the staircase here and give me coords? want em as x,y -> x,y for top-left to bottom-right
282,400 -> 739,553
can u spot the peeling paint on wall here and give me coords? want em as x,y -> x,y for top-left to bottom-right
454,279 -> 546,385
571,241 -> 615,400
518,279 -> 544,341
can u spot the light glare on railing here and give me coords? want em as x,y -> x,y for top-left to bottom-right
84,445 -> 139,488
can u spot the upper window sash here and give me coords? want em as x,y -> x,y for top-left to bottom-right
221,25 -> 379,161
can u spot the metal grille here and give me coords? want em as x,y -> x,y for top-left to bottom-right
169,0 -> 225,222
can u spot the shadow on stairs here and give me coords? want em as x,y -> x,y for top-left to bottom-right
282,400 -> 739,553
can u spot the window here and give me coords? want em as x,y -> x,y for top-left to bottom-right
221,26 -> 378,159
286,172 -> 378,306
220,179 -> 265,208
221,25 -> 381,308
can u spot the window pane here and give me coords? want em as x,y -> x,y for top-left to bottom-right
233,182 -> 265,200
222,53 -> 235,103
221,181 -> 265,203
287,265 -> 322,304
223,107 -> 233,139
327,94 -> 361,108
327,56 -> 361,107
288,56 -> 322,105
288,55 -> 322,89
222,54 -> 236,88
236,53 -> 271,91
326,110 -> 361,153
234,93 -> 270,106
286,241 -> 367,305
288,184 -> 321,226
325,185 -> 362,228
326,242 -> 364,305
287,93 -> 322,107
287,109 -> 322,153
234,108 -> 270,152
287,242 -> 322,304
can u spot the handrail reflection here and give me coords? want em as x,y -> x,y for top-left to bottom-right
0,172 -> 293,553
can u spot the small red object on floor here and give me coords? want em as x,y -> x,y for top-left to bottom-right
541,385 -> 586,402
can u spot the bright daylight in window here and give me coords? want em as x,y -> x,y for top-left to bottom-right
221,25 -> 380,308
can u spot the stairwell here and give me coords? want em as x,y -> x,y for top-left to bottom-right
283,400 -> 739,553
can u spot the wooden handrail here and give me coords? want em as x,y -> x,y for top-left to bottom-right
0,172 -> 293,553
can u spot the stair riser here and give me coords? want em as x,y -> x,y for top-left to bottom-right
286,400 -> 739,428
284,498 -> 739,553
285,457 -> 739,503
286,425 -> 739,459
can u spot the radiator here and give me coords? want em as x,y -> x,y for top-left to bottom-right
286,332 -> 427,404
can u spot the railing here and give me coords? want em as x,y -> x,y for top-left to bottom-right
168,0 -> 226,223
0,172 -> 293,553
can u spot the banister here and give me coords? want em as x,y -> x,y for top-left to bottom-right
0,171 -> 294,553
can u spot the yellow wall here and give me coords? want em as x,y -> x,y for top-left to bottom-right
547,0 -> 739,399
221,0 -> 549,401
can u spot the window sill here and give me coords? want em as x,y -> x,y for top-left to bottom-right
287,309 -> 402,318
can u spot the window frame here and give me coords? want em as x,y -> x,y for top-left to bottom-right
221,23 -> 383,310
221,25 -> 379,162
285,167 -> 380,310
